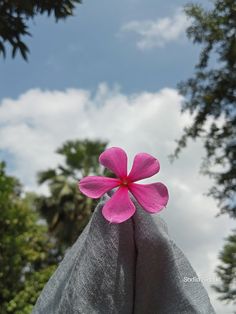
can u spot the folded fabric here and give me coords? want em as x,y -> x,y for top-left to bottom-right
32,195 -> 216,314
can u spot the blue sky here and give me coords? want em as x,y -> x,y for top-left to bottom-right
0,0 -> 201,99
0,1 -> 235,313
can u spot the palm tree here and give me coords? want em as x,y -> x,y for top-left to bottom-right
36,139 -> 108,255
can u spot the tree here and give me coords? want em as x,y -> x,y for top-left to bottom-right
213,230 -> 236,304
172,0 -> 236,305
0,162 -> 56,314
0,0 -> 81,60
7,265 -> 56,314
36,139 -> 108,255
172,0 -> 236,218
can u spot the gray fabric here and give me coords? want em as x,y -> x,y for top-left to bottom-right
32,195 -> 215,314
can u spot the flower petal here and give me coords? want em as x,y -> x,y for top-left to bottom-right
129,182 -> 169,213
99,147 -> 128,179
102,186 -> 136,223
128,153 -> 160,182
79,176 -> 120,198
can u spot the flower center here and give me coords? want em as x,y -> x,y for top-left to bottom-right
120,177 -> 130,187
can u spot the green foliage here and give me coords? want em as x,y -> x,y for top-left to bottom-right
172,0 -> 236,218
6,265 -> 56,314
0,0 -> 81,60
174,0 -> 236,304
56,139 -> 108,177
36,139 -> 108,254
0,162 -> 56,313
0,140 -> 109,311
213,230 -> 236,304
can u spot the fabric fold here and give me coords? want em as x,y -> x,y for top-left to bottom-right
32,195 -> 215,314
132,200 -> 215,314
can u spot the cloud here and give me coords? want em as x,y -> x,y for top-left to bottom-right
121,9 -> 190,50
0,84 -> 234,313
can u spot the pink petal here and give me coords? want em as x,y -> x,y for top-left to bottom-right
102,186 -> 136,223
99,147 -> 128,179
79,176 -> 120,198
128,153 -> 160,182
129,182 -> 169,213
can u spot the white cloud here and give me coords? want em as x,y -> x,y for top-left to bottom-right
121,9 -> 190,50
0,84 -> 234,313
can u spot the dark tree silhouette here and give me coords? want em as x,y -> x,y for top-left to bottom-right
0,0 -> 81,60
173,0 -> 236,305
173,0 -> 236,218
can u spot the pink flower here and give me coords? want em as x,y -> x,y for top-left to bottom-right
78,147 -> 169,223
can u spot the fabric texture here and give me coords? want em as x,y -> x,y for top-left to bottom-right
32,195 -> 216,314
